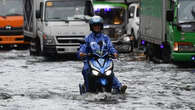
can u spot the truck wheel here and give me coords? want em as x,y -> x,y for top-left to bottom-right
35,37 -> 41,56
161,43 -> 171,63
29,43 -> 34,56
29,37 -> 41,56
146,44 -> 164,63
145,43 -> 154,61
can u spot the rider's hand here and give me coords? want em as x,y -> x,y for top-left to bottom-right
113,53 -> 118,59
80,52 -> 87,58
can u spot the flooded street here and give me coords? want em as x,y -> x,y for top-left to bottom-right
0,50 -> 195,110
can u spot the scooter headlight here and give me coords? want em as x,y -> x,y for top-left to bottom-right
92,70 -> 99,76
105,70 -> 112,76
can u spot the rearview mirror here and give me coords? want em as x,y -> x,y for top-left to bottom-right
166,10 -> 174,22
36,10 -> 41,18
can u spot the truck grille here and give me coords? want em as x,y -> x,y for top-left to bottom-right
0,27 -> 23,30
56,36 -> 84,44
0,27 -> 23,36
16,37 -> 24,41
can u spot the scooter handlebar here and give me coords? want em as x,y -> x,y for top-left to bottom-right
80,52 -> 116,59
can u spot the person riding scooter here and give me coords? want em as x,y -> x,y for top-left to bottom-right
78,16 -> 127,94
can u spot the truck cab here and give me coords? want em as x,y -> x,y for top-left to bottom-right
0,0 -> 29,49
139,0 -> 195,63
24,0 -> 94,56
93,1 -> 128,43
170,0 -> 195,62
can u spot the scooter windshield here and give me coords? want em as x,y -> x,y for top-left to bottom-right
90,41 -> 108,57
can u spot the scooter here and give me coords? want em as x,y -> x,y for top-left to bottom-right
79,50 -> 115,95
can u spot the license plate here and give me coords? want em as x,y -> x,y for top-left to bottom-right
64,48 -> 77,52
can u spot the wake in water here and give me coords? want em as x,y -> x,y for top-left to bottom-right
77,92 -> 127,104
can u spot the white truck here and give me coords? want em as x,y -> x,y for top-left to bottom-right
125,0 -> 140,51
23,0 -> 94,56
127,2 -> 139,42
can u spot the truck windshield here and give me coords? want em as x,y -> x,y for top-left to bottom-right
45,1 -> 86,21
178,0 -> 195,23
94,7 -> 125,25
0,0 -> 23,16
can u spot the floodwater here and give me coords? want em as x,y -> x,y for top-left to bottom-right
0,50 -> 195,110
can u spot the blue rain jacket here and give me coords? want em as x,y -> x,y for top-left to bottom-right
79,33 -> 118,56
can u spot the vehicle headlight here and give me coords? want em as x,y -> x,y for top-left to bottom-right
104,25 -> 110,29
92,70 -> 99,76
174,42 -> 195,52
173,42 -> 179,51
46,39 -> 55,44
43,34 -> 55,45
105,70 -> 112,76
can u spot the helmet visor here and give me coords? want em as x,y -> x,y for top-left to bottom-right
92,23 -> 102,26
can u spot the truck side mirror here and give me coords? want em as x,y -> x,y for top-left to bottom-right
36,10 -> 41,19
36,2 -> 43,20
166,10 -> 174,22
